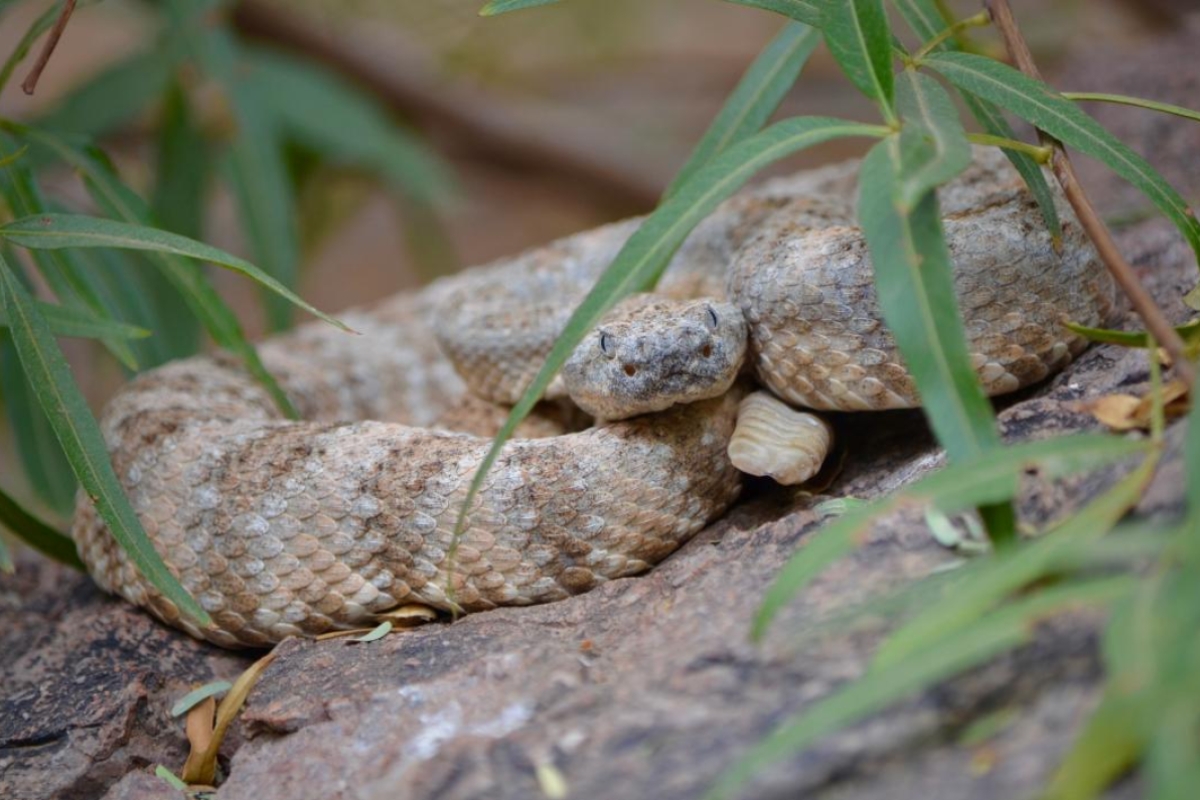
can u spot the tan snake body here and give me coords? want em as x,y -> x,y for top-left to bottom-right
73,149 -> 1118,647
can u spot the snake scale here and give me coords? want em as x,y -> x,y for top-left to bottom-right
73,148 -> 1118,647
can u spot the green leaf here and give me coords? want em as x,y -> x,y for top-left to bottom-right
152,80 -> 212,241
69,244 -> 198,367
351,620 -> 393,642
170,680 -> 232,717
0,530 -> 9,572
894,70 -> 971,208
664,21 -> 821,200
0,158 -> 140,369
1,329 -> 77,515
0,480 -> 84,569
456,116 -> 889,549
0,252 -> 209,625
246,47 -> 452,205
154,765 -> 188,791
711,576 -> 1136,800
1186,371 -> 1200,545
857,137 -> 999,462
925,51 -> 1200,263
1,300 -> 151,340
1062,92 -> 1200,125
961,94 -> 1062,236
0,213 -> 350,333
1044,686 -> 1148,800
10,124 -> 300,418
479,0 -> 562,15
34,48 -> 175,138
223,96 -> 299,333
872,458 -> 1154,670
0,1 -> 60,96
163,4 -> 301,332
820,0 -> 896,119
893,0 -> 1062,237
1065,319 -> 1200,349
725,0 -> 822,27
891,0 -> 949,42
751,432 -> 1149,637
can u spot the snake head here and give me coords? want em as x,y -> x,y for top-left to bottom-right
563,297 -> 747,420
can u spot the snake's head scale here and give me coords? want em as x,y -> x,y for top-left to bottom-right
563,297 -> 747,420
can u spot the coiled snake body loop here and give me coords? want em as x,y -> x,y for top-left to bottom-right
73,149 -> 1117,647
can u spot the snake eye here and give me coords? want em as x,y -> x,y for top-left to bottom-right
598,331 -> 614,357
704,304 -> 719,330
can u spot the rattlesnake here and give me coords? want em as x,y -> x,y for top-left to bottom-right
73,148 -> 1118,647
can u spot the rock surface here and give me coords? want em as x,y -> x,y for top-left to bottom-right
3,19 -> 1198,800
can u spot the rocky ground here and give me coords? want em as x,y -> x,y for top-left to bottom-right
3,14 -> 1199,800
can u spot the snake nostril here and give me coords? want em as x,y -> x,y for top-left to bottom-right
623,364 -> 638,377
700,343 -> 713,358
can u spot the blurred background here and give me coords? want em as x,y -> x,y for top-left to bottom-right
0,0 -> 1196,525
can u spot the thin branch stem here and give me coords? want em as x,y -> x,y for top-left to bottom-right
913,11 -> 991,62
21,0 -> 76,96
964,132 -> 1051,163
984,0 -> 1196,387
1061,92 -> 1200,125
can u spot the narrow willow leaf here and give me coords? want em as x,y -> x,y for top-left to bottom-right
664,22 -> 820,200
1044,686 -> 1148,800
171,681 -> 233,717
455,117 -> 889,546
1062,92 -> 1200,125
925,51 -> 1200,262
872,458 -> 1154,669
0,213 -> 349,333
153,766 -> 188,791
752,432 -> 1149,637
70,245 -> 197,366
163,3 -> 300,331
725,0 -> 822,27
0,253 -> 210,625
820,0 -> 896,117
894,70 -> 970,208
1147,701 -> 1200,800
1065,319 -> 1200,349
10,125 -> 300,417
710,577 -> 1135,800
0,1 -> 60,96
247,48 -> 452,204
894,0 -> 1062,236
1,331 -> 77,515
962,94 -> 1063,236
153,80 -> 211,241
858,138 -> 999,462
224,107 -> 298,332
34,48 -> 175,138
1,301 -> 151,340
891,0 -> 948,42
0,480 -> 84,569
479,0 -> 562,15
190,25 -> 299,332
1186,371 -> 1200,542
0,159 -> 140,369
351,621 -> 393,643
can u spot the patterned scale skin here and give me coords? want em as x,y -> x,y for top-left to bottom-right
730,149 -> 1120,410
73,147 -> 1117,648
73,345 -> 743,648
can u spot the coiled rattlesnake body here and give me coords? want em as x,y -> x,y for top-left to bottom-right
73,149 -> 1118,647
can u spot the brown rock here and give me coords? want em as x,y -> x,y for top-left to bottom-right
4,19 -> 1197,800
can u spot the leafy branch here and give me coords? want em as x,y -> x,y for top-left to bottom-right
473,1 -> 1200,798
